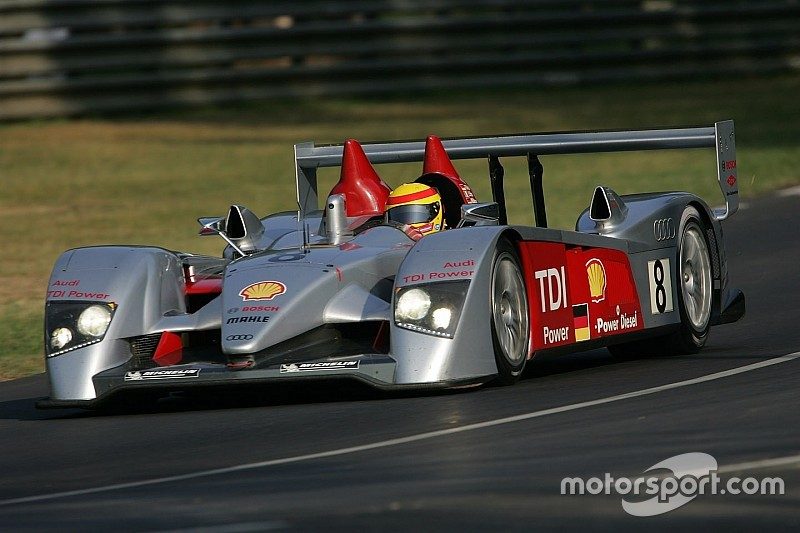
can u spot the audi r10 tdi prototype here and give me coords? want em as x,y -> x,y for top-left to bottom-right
38,122 -> 745,408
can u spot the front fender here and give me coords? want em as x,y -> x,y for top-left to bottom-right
390,226 -> 514,384
45,246 -> 185,400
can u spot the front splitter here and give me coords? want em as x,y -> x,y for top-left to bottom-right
38,353 -> 480,409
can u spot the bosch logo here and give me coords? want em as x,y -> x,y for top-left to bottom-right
225,334 -> 253,341
227,307 -> 239,314
653,218 -> 676,241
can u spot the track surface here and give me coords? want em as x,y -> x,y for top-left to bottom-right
1,192 -> 798,531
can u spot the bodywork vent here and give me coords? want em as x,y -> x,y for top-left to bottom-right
129,333 -> 161,370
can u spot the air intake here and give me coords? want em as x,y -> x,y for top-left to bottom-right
224,204 -> 265,252
589,186 -> 628,229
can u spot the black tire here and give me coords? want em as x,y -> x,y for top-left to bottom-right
490,238 -> 530,384
610,206 -> 713,359
669,206 -> 713,353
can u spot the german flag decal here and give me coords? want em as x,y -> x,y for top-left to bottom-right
573,303 -> 590,341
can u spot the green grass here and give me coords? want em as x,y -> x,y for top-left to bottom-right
2,75 -> 799,379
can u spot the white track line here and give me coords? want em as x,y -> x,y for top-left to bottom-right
777,185 -> 800,197
717,454 -> 800,474
1,352 -> 798,507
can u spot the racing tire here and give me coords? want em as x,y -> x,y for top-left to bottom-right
669,206 -> 713,353
490,238 -> 530,385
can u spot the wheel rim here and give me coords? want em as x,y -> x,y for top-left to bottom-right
680,224 -> 712,331
491,253 -> 529,365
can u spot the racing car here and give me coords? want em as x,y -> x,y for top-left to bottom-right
37,121 -> 745,408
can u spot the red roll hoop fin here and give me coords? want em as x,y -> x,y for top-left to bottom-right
418,135 -> 479,209
423,135 -> 462,180
329,139 -> 392,217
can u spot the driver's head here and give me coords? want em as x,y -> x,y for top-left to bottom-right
385,183 -> 443,237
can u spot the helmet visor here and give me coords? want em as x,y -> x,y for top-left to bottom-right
387,203 -> 439,225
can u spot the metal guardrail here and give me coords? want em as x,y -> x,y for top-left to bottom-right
0,1 -> 798,119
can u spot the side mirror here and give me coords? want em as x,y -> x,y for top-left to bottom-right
198,217 -> 225,235
457,202 -> 501,227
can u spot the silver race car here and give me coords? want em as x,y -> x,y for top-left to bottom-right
38,121 -> 745,408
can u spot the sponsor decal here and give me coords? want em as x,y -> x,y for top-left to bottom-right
653,218 -> 676,241
573,303 -> 590,341
543,325 -> 570,345
239,281 -> 286,301
47,289 -> 111,300
648,259 -> 674,314
428,269 -> 473,280
241,305 -> 279,313
459,183 -> 478,204
225,334 -> 253,341
520,242 -> 643,351
51,279 -> 79,287
727,174 -> 737,187
596,306 -> 639,334
534,266 -> 568,312
226,315 -> 270,324
415,222 -> 434,234
279,361 -> 359,373
519,242 -> 573,350
586,259 -> 606,303
443,260 -> 475,269
402,269 -> 474,284
227,307 -> 239,314
124,368 -> 200,381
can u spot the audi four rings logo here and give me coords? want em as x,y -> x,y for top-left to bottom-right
226,334 -> 253,341
653,218 -> 676,241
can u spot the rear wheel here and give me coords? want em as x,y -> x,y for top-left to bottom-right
610,205 -> 713,359
671,207 -> 713,352
490,238 -> 530,384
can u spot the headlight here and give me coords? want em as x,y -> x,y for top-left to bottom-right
45,301 -> 116,357
77,305 -> 112,337
431,307 -> 453,330
50,327 -> 73,350
393,281 -> 469,338
395,288 -> 431,321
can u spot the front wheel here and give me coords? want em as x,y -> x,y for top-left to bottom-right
490,238 -> 530,384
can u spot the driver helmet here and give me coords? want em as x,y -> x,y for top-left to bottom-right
385,183 -> 444,237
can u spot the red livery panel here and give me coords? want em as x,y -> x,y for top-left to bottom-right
518,241 -> 643,353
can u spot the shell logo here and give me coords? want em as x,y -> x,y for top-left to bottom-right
239,281 -> 286,301
586,259 -> 606,303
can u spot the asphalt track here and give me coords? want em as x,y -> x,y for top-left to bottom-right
1,191 -> 799,531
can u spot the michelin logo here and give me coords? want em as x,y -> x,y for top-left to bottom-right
125,368 -> 201,380
279,361 -> 359,373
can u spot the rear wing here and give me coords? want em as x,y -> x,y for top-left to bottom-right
294,120 -> 738,224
